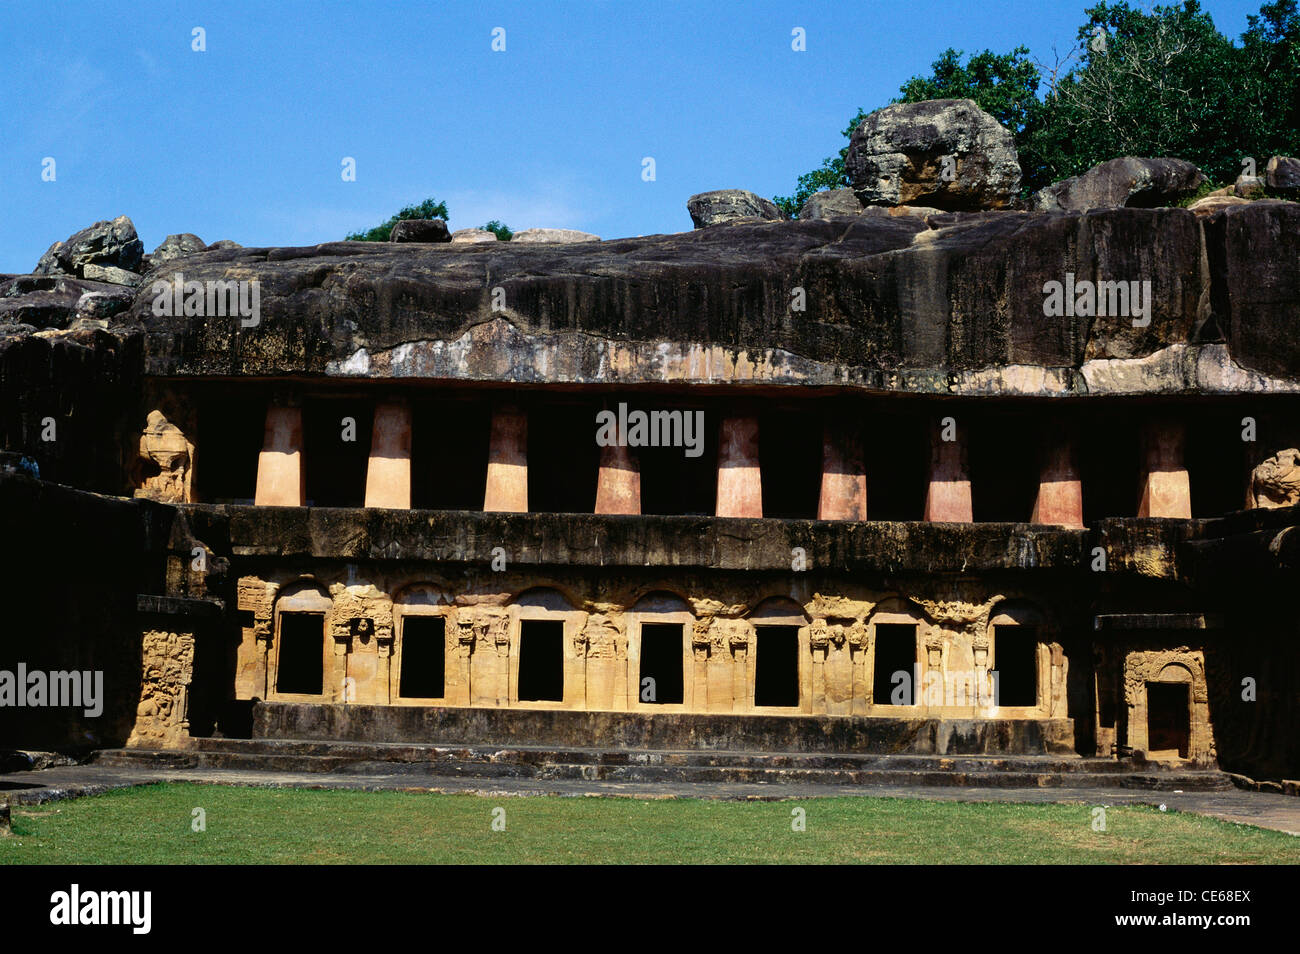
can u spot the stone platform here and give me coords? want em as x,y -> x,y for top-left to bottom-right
92,739 -> 1230,792
253,702 -> 1076,755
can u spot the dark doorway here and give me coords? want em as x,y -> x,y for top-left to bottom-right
399,616 -> 446,699
1147,682 -> 1191,758
1079,407 -> 1141,523
753,626 -> 800,707
1186,409 -> 1250,518
994,625 -> 1038,707
968,412 -> 1040,522
638,403 -> 717,516
873,623 -> 917,705
303,398 -> 373,507
196,396 -> 263,503
638,623 -> 685,704
517,619 -> 564,702
412,397 -> 490,510
528,403 -> 598,514
759,411 -> 822,519
861,405 -> 928,520
277,613 -> 324,695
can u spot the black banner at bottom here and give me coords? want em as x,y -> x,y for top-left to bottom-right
0,864 -> 1282,942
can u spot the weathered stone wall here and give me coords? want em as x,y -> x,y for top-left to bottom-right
0,474 -> 144,751
106,204 -> 1300,396
0,327 -> 141,493
3,455 -> 1298,779
230,564 -> 1073,721
0,473 -> 227,753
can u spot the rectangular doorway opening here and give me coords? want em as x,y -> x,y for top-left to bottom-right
638,623 -> 684,704
1147,682 -> 1191,759
873,624 -> 917,705
399,616 -> 445,699
412,398 -> 489,510
197,395 -> 263,503
754,626 -> 799,707
759,411 -> 822,519
303,399 -> 373,507
517,619 -> 564,702
638,402 -> 717,516
277,613 -> 324,695
528,403 -> 599,514
994,625 -> 1038,707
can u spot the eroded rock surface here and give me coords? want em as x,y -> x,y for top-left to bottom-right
845,99 -> 1021,211
389,218 -> 451,243
149,233 -> 208,269
34,215 -> 144,277
1030,157 -> 1204,212
0,202 -> 1295,398
1251,449 -> 1300,508
687,189 -> 785,227
512,228 -> 601,243
797,188 -> 863,219
0,275 -> 134,329
451,228 -> 499,243
1266,155 -> 1300,192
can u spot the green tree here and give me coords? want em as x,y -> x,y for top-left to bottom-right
1238,0 -> 1300,161
897,46 -> 1040,135
1025,2 -> 1250,187
346,198 -> 450,242
775,1 -> 1300,204
482,220 -> 513,241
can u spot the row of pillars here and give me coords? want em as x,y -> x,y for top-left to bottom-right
253,402 -> 1193,525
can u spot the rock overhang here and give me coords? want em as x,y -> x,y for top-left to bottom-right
101,201 -> 1300,396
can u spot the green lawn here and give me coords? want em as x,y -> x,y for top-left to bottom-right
1,783 -> 1296,864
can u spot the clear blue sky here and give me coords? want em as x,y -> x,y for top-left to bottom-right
0,0 -> 1269,272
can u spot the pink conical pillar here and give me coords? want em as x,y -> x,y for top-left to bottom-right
483,405 -> 528,512
595,440 -> 640,515
716,415 -> 762,518
923,416 -> 972,522
254,404 -> 305,506
818,417 -> 867,521
1032,431 -> 1084,528
1138,419 -> 1191,518
364,401 -> 412,509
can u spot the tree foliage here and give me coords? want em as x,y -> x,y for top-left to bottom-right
898,46 -> 1041,135
482,220 -> 513,241
346,198 -> 450,242
1026,1 -> 1264,186
777,0 -> 1300,211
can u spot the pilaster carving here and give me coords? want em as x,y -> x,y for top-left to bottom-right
846,620 -> 868,651
583,614 -> 623,659
128,630 -> 195,748
691,618 -> 713,658
809,618 -> 830,652
237,577 -> 277,647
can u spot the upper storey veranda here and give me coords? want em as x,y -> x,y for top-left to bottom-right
122,202 -> 1300,396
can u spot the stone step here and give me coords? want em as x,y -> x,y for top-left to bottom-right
89,744 -> 1233,791
254,701 -> 1078,756
182,737 -> 1156,774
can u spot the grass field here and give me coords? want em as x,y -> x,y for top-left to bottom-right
2,783 -> 1296,864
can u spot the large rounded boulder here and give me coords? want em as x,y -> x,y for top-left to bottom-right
1030,157 -> 1205,212
845,99 -> 1021,211
687,189 -> 786,228
389,218 -> 451,243
34,215 -> 144,277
